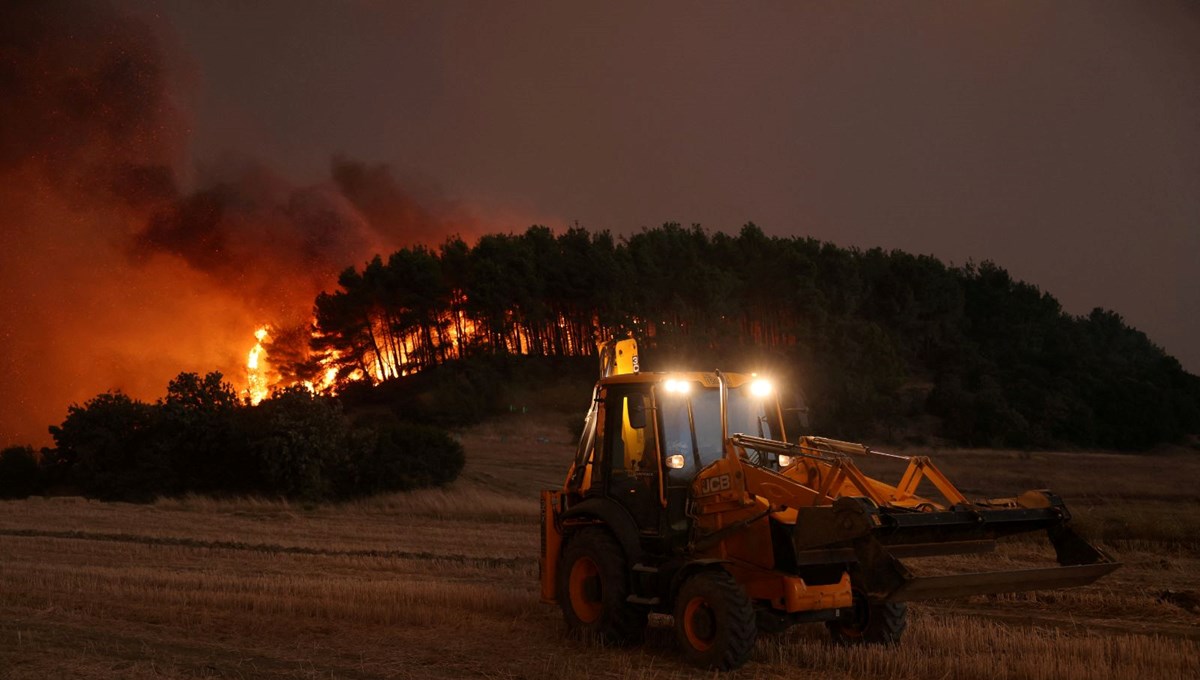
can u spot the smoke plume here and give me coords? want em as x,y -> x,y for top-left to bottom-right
0,2 -> 483,446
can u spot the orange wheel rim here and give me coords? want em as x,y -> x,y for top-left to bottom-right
568,556 -> 603,623
683,596 -> 716,651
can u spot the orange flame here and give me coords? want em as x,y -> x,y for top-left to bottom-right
243,296 -> 600,398
245,326 -> 271,404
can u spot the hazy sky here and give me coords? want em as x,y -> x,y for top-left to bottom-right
148,1 -> 1199,372
2,1 -> 1196,447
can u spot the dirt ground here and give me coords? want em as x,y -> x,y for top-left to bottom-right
2,415 -> 1198,679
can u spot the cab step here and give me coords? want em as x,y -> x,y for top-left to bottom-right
626,595 -> 661,605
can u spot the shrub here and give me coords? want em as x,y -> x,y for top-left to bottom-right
346,420 -> 465,497
48,373 -> 466,503
157,372 -> 251,493
49,392 -> 167,502
0,445 -> 40,499
248,386 -> 353,501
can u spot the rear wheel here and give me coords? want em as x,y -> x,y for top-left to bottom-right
674,570 -> 757,670
557,527 -> 647,644
825,588 -> 907,645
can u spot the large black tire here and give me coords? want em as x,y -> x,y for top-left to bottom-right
825,588 -> 907,645
557,527 -> 647,645
673,570 -> 758,670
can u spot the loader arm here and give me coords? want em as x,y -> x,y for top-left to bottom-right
693,434 -> 1120,603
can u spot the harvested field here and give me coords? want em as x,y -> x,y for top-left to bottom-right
2,415 -> 1198,679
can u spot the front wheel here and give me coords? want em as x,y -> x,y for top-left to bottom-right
674,570 -> 757,670
557,527 -> 647,644
825,589 -> 907,645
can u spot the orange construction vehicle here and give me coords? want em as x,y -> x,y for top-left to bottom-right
539,338 -> 1118,669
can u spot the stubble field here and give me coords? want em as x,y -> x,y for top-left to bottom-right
2,415 -> 1198,679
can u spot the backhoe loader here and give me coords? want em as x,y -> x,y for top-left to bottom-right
539,338 -> 1118,669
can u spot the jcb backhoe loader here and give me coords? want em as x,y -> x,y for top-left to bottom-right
539,339 -> 1118,669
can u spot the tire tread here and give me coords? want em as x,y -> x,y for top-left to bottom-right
675,569 -> 757,670
558,527 -> 647,645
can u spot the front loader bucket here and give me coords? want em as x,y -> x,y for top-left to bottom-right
791,494 -> 1120,603
883,562 -> 1120,602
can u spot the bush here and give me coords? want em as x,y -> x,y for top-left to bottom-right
0,445 -> 40,499
158,372 -> 249,493
47,373 -> 466,503
341,355 -> 507,428
50,392 -> 168,502
248,386 -> 354,501
347,420 -> 465,497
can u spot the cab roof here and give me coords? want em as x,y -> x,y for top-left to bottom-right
598,371 -> 760,389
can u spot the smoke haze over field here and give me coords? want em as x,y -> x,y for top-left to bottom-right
2,0 -> 1198,446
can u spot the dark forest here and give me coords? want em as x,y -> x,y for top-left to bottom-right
296,222 -> 1200,451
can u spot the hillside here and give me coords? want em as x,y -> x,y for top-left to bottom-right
280,223 -> 1199,450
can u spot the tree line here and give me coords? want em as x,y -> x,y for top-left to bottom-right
0,372 -> 464,502
290,223 -> 1200,450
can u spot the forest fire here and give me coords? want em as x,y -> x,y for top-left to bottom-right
241,284 -> 599,404
245,327 -> 271,405
0,3 -> 495,446
245,308 -> 509,400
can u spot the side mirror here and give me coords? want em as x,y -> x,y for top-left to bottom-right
783,405 -> 810,432
796,406 -> 810,429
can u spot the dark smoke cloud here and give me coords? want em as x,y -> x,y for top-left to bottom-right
131,163 -> 378,312
131,159 -> 480,312
0,1 -> 487,447
331,157 -> 479,247
0,0 -> 183,207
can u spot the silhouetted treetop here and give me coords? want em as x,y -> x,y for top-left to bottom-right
293,223 -> 1198,450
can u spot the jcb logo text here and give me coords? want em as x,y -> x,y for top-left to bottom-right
699,474 -> 732,495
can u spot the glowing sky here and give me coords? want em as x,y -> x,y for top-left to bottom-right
2,1 -> 1197,447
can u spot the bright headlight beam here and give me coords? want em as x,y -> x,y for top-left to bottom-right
664,379 -> 691,394
749,378 -> 772,397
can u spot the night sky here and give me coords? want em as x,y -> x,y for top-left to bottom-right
2,0 -> 1198,445
163,0 -> 1199,364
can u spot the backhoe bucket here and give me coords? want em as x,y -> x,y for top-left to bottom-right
883,562 -> 1119,602
791,494 -> 1120,603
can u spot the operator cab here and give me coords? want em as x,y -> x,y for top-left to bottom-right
593,372 -> 787,545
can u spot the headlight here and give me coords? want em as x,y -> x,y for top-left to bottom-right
666,454 -> 686,469
663,379 -> 691,394
777,454 -> 793,468
750,378 -> 773,397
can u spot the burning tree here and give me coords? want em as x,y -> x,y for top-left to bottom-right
272,228 -> 624,392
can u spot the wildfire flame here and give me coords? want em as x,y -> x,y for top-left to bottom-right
303,350 -> 342,395
242,298 -> 597,400
246,326 -> 270,404
244,323 -> 341,401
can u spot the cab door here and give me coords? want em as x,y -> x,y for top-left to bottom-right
602,386 -> 662,532
656,387 -> 699,549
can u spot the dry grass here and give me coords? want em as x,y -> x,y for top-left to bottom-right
763,612 -> 1199,680
1,413 -> 1198,679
